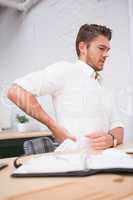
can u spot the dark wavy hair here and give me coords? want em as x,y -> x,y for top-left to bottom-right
76,24 -> 112,57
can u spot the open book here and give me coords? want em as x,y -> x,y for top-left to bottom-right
12,148 -> 133,177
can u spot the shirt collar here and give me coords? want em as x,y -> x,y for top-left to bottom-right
76,59 -> 102,83
76,60 -> 96,76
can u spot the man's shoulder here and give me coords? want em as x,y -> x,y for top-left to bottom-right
45,60 -> 76,73
47,60 -> 74,67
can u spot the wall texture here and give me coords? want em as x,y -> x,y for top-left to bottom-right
0,0 -> 133,140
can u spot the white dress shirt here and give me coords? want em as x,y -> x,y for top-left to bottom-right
15,60 -> 123,137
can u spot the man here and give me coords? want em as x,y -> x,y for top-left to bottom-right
7,24 -> 124,150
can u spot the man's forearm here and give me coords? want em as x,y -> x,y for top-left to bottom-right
7,84 -> 70,142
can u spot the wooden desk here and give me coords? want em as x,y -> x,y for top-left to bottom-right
0,143 -> 133,200
0,131 -> 52,158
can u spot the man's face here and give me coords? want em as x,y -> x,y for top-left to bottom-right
79,35 -> 110,71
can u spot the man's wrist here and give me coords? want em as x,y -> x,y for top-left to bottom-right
109,132 -> 117,147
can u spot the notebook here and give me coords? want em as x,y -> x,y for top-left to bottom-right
12,148 -> 133,177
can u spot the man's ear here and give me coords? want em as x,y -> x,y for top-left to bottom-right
78,42 -> 87,55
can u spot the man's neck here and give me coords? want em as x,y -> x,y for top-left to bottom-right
78,58 -> 96,71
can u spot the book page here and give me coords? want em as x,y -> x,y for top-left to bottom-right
87,149 -> 133,169
13,153 -> 86,174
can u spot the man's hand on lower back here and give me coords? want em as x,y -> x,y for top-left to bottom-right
85,132 -> 113,150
